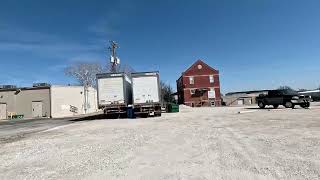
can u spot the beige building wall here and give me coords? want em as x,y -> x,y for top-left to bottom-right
0,90 -> 16,119
0,88 -> 50,119
15,88 -> 51,118
86,87 -> 98,114
50,86 -> 98,118
222,95 -> 256,106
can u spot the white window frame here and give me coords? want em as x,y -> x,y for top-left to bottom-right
189,76 -> 194,84
209,75 -> 214,83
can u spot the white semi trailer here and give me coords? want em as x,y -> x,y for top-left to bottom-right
96,73 -> 132,116
131,72 -> 162,117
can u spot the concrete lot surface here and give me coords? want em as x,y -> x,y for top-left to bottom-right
0,104 -> 320,180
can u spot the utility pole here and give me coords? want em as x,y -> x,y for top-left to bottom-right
108,41 -> 119,73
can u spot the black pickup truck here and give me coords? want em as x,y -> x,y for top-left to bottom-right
256,90 -> 311,109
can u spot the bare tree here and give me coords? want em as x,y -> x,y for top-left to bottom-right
278,86 -> 295,91
64,62 -> 103,87
160,81 -> 175,105
298,88 -> 308,92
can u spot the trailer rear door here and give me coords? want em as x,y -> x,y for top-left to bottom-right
98,77 -> 124,105
132,76 -> 159,104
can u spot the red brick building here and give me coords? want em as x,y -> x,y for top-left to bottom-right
176,60 -> 221,107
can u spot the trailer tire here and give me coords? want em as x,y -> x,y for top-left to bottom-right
140,113 -> 149,118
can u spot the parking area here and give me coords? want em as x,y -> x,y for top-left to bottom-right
0,103 -> 320,179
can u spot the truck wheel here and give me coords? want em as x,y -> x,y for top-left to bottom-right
300,102 -> 310,109
258,102 -> 265,109
284,101 -> 293,108
140,113 -> 149,118
273,105 -> 279,109
306,102 -> 310,108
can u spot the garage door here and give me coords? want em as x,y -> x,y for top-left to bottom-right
0,103 -> 7,120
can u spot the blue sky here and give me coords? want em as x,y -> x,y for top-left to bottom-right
0,0 -> 320,93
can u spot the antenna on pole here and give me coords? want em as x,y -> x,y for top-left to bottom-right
108,40 -> 120,73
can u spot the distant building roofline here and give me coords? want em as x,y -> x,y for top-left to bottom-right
0,86 -> 51,92
226,90 -> 270,96
0,84 -> 92,92
298,89 -> 320,93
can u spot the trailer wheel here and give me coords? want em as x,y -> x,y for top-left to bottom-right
140,113 -> 149,118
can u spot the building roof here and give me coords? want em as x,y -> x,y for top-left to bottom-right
182,59 -> 218,76
225,90 -> 269,96
298,89 -> 320,93
0,86 -> 51,92
0,84 -> 90,92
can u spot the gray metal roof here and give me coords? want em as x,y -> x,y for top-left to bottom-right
225,90 -> 269,96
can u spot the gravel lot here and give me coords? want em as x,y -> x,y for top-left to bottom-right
1,104 -> 320,180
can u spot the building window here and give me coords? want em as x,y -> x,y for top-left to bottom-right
189,76 -> 194,84
190,89 -> 195,95
209,75 -> 214,83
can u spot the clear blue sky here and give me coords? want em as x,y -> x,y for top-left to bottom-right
1,0 -> 320,93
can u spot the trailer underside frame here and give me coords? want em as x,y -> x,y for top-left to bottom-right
102,104 -> 128,118
133,103 -> 162,117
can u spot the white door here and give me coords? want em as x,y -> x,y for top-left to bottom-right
0,104 -> 7,120
32,101 -> 43,118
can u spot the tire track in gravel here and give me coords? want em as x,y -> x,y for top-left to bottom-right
215,124 -> 279,180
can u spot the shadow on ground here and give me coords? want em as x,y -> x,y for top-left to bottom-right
70,114 -> 108,122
